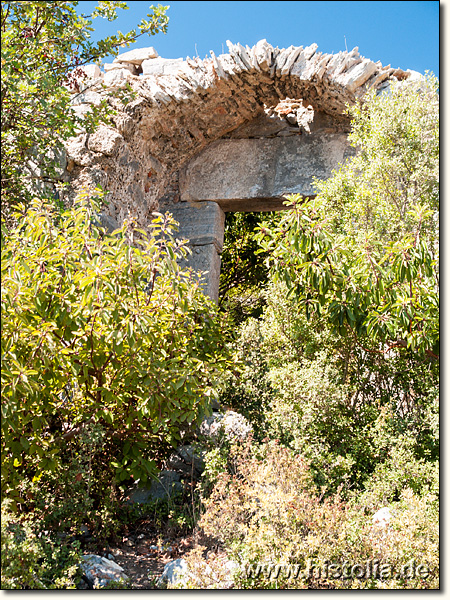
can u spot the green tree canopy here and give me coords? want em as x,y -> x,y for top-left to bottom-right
257,76 -> 439,359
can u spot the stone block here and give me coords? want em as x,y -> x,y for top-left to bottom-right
179,134 -> 350,211
65,133 -> 93,167
127,470 -> 182,503
81,555 -> 129,589
164,201 -> 224,301
71,91 -> 103,106
199,411 -> 253,443
170,201 -> 225,251
113,46 -> 158,65
165,445 -> 205,476
157,559 -> 189,588
104,62 -> 138,74
141,57 -> 185,76
186,243 -> 222,302
88,125 -> 123,156
336,58 -> 378,93
66,65 -> 102,94
103,68 -> 134,89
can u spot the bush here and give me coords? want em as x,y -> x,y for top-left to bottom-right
218,279 -> 438,496
356,433 -> 439,511
1,501 -> 82,589
218,318 -> 274,441
198,441 -> 438,589
1,194 -> 232,512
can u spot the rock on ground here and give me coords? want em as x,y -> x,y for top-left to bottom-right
80,554 -> 129,589
372,507 -> 395,528
199,410 -> 253,443
156,558 -> 189,588
127,470 -> 183,504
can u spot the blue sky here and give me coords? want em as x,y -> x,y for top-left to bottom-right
77,1 -> 439,77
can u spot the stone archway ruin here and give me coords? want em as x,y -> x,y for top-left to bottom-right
64,40 -> 416,300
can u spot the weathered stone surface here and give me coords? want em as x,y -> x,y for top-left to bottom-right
71,90 -> 103,106
65,133 -> 93,167
87,125 -> 123,156
66,64 -> 103,94
252,38 -> 273,71
183,243 -> 222,302
180,133 -> 351,210
64,40 -> 414,299
81,554 -> 129,589
165,445 -> 205,476
104,62 -> 138,74
170,201 -> 225,251
141,57 -> 185,76
199,411 -> 253,443
103,68 -> 135,89
164,201 -> 224,301
113,46 -> 158,65
94,212 -> 119,233
335,58 -> 379,92
157,558 -> 189,588
227,111 -> 290,138
79,64 -> 102,79
372,507 -> 395,528
281,45 -> 304,76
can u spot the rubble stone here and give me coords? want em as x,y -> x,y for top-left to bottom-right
103,68 -> 134,89
113,46 -> 158,65
141,57 -> 185,76
372,507 -> 395,528
81,554 -> 129,589
104,62 -> 138,74
199,411 -> 253,443
87,125 -> 123,156
165,445 -> 205,476
127,470 -> 183,503
157,558 -> 189,588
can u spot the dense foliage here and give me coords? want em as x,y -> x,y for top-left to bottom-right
0,1 -> 439,585
1,195 -> 231,509
256,76 -> 439,359
220,280 -> 438,496
219,212 -> 279,322
197,441 -> 438,589
201,76 -> 439,589
1,500 -> 82,589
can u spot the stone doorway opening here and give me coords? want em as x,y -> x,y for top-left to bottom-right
218,211 -> 280,321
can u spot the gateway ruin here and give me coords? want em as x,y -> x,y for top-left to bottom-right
63,40 -> 416,300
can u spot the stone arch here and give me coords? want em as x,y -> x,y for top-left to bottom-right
65,40 -> 414,298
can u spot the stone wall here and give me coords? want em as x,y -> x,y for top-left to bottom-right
63,40 -> 417,299
64,40 -> 414,226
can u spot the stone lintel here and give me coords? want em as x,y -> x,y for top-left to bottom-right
201,196 -> 315,213
179,134 -> 353,209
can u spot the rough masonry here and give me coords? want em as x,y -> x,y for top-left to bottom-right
62,40 -> 419,300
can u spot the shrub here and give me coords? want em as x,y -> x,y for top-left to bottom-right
218,318 -> 274,441
1,194 -> 232,511
219,279 -> 438,496
199,441 -> 438,589
356,433 -> 439,511
1,501 -> 82,589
